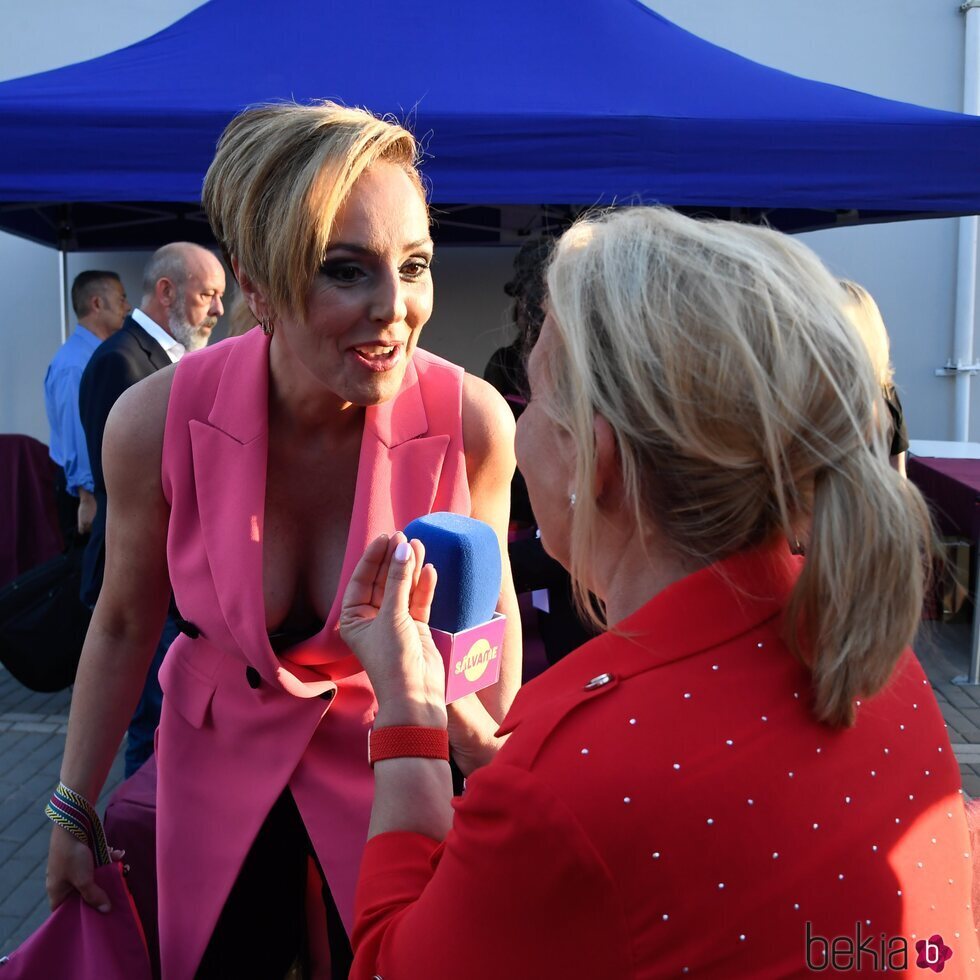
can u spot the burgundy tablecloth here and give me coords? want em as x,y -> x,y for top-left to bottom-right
0,434 -> 64,588
909,456 -> 980,540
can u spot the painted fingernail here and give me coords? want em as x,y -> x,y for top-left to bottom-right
394,541 -> 411,563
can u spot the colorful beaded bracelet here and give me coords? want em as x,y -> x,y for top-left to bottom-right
45,781 -> 111,866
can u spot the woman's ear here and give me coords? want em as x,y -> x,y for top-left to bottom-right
232,259 -> 270,321
593,413 -> 622,508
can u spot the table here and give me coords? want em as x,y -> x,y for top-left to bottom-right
908,440 -> 980,460
908,454 -> 980,684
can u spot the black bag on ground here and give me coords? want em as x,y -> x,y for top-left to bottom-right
0,541 -> 91,691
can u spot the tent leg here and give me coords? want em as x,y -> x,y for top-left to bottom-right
953,216 -> 978,442
59,249 -> 69,344
954,2 -> 980,441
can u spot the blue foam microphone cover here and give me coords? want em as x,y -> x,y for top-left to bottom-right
402,513 -> 501,634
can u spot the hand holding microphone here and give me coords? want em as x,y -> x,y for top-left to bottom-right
340,514 -> 508,722
341,515 -> 509,780
339,532 -> 447,728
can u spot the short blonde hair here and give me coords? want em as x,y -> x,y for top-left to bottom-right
202,101 -> 424,322
541,207 -> 933,728
840,279 -> 894,387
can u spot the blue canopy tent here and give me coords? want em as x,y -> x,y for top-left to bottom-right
1,0 -> 979,248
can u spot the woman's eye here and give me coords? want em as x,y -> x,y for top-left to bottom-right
401,259 -> 431,281
321,263 -> 364,284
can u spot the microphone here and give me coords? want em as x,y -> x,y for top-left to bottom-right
402,512 -> 501,633
402,512 -> 506,701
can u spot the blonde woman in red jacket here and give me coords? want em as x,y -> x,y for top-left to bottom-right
340,207 -> 979,978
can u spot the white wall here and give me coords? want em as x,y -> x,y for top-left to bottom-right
424,248 -> 517,371
3,0 -> 978,444
1,239 -> 60,438
644,0 -> 976,440
0,1 -> 209,443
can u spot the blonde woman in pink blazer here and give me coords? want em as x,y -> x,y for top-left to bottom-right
44,102 -> 520,979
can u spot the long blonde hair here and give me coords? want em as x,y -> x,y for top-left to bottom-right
202,101 -> 423,324
541,207 -> 933,728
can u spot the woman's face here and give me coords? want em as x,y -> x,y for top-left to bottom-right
515,314 -> 574,566
278,161 -> 433,406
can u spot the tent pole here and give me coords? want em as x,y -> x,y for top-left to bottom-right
955,2 -> 980,687
954,1 -> 980,442
58,249 -> 69,344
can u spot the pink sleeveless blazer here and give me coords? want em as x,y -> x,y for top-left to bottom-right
155,328 -> 470,979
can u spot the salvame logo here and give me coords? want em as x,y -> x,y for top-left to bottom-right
455,638 -> 499,682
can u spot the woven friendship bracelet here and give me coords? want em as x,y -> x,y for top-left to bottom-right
44,782 -> 112,866
368,725 -> 450,767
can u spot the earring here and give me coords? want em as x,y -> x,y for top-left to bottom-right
569,492 -> 577,507
260,316 -> 274,337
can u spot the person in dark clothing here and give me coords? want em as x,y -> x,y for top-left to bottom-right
485,239 -> 597,664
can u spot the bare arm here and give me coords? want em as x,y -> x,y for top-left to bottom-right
461,373 -> 521,723
339,534 -> 454,842
435,375 -> 522,776
46,367 -> 175,911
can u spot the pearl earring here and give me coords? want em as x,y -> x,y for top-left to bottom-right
569,492 -> 577,507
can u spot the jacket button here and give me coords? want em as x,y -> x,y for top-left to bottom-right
320,688 -> 336,703
245,666 -> 261,689
175,617 -> 200,639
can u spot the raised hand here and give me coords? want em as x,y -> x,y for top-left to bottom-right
339,533 -> 447,726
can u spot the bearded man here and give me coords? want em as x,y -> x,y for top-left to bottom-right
79,241 -> 225,774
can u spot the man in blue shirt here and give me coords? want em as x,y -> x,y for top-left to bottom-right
44,271 -> 130,538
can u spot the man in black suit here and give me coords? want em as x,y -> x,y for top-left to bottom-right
79,241 -> 225,775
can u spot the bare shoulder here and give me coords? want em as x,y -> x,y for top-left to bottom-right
102,364 -> 177,478
461,373 -> 516,471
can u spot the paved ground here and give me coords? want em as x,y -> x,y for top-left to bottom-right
0,669 -> 124,958
918,619 -> 980,797
0,616 -> 977,958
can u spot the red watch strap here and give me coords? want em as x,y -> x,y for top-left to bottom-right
369,726 -> 450,767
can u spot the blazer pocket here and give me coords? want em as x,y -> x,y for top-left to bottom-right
160,647 -> 217,730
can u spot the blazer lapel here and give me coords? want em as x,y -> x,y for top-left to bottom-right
126,319 -> 173,373
275,356 -> 454,687
189,337 -> 454,686
317,356 -> 451,641
189,331 -> 273,674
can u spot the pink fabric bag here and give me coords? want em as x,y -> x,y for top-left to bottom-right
104,754 -> 160,978
0,829 -> 151,978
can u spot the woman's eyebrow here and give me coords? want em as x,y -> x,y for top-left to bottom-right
324,238 -> 434,256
